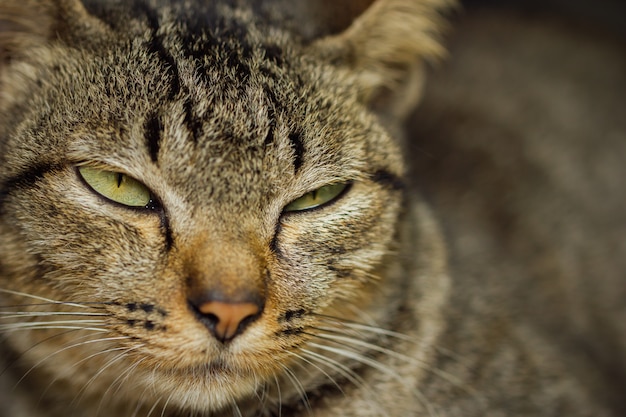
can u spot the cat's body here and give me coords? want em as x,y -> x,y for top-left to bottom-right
0,0 -> 624,416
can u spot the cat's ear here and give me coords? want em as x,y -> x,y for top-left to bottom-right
0,0 -> 100,71
0,0 -> 103,105
0,0 -> 55,66
309,0 -> 454,121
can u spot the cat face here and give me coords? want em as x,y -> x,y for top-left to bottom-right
0,0 -> 449,414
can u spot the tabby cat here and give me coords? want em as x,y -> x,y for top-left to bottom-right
0,0 -> 623,416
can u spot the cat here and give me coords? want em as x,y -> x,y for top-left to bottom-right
0,0 -> 624,416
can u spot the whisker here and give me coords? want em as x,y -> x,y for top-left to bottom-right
279,363 -> 312,415
272,372 -> 282,417
0,319 -> 106,329
15,335 -> 131,391
98,356 -> 148,415
70,344 -> 144,409
309,330 -> 469,394
0,311 -> 109,319
0,289 -> 94,310
299,348 -> 387,417
131,383 -> 153,417
308,342 -> 438,417
325,336 -> 451,374
314,316 -> 417,342
0,324 -> 108,334
0,303 -> 108,311
300,348 -> 364,389
314,315 -> 483,403
146,396 -> 162,417
315,315 -> 475,375
286,350 -> 344,395
231,395 -> 244,417
160,391 -> 176,417
0,328 -> 84,377
253,380 -> 270,415
0,318 -> 108,336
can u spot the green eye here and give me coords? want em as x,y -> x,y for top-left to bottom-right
284,183 -> 349,212
78,166 -> 152,208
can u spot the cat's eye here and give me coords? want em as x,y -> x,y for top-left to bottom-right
78,166 -> 152,208
284,183 -> 349,212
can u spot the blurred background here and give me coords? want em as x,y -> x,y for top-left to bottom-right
407,0 -> 625,413
463,0 -> 625,40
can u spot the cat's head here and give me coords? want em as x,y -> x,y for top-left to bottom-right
0,0 -> 450,413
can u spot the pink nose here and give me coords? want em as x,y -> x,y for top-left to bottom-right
196,301 -> 260,342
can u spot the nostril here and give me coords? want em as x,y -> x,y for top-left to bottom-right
189,299 -> 261,343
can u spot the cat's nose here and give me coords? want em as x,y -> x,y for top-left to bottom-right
191,298 -> 262,343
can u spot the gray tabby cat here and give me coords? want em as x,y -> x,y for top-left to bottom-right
0,0 -> 624,416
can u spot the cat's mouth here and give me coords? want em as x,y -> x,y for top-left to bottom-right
203,359 -> 235,376
130,356 -> 263,413
165,355 -> 258,380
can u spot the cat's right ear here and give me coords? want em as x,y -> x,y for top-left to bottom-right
0,0 -> 103,103
0,0 -> 56,67
0,0 -> 105,62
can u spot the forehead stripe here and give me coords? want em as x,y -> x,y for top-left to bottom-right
144,112 -> 163,164
135,2 -> 181,100
183,98 -> 203,144
288,130 -> 305,174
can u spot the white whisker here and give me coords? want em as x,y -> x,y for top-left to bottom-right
0,319 -> 106,331
131,383 -> 153,417
315,316 -> 480,397
286,350 -> 344,395
311,331 -> 469,394
279,363 -> 312,415
316,318 -> 417,342
0,325 -> 108,333
321,317 -> 460,356
299,348 -> 387,417
16,335 -> 131,391
1,328 -> 83,378
246,371 -> 270,416
308,342 -> 438,417
146,398 -> 162,417
71,343 -> 145,408
160,391 -> 176,417
0,311 -> 109,319
231,396 -> 244,417
98,356 -> 147,415
0,289 -> 92,310
272,372 -> 282,417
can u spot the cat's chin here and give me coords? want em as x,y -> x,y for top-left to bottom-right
130,361 -> 263,414
127,343 -> 302,414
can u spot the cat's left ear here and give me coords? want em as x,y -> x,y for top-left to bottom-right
309,0 -> 454,122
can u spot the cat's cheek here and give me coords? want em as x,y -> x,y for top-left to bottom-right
276,186 -> 402,276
